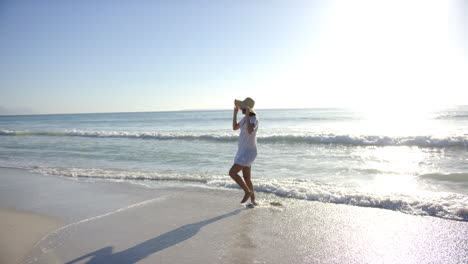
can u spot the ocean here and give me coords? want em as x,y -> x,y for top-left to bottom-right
1,107 -> 467,221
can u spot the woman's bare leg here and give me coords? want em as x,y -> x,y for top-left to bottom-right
229,164 -> 252,203
242,166 -> 257,205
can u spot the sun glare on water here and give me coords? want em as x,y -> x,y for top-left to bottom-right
355,104 -> 444,137
354,105 -> 446,195
360,146 -> 425,194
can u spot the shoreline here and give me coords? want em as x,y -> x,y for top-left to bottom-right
4,166 -> 467,222
1,167 -> 467,263
0,208 -> 63,264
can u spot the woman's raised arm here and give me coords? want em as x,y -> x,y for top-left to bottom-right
232,107 -> 240,130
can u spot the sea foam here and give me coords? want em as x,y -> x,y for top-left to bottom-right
33,167 -> 468,221
1,129 -> 467,148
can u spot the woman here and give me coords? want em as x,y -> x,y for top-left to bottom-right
229,97 -> 259,205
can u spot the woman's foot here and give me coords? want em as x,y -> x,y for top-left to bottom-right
241,190 -> 253,203
250,192 -> 257,205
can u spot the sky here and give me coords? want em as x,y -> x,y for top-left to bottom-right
0,0 -> 466,115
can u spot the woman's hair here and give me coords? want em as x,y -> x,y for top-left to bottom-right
241,108 -> 256,116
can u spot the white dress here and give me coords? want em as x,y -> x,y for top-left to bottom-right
234,116 -> 259,167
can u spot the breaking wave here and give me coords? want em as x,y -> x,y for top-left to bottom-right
419,173 -> 468,182
1,129 -> 467,148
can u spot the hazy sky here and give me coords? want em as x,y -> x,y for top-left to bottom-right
0,0 -> 466,115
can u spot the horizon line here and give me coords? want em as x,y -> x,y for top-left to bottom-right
0,107 -> 359,117
0,105 -> 466,117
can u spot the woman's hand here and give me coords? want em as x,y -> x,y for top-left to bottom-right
233,102 -> 240,130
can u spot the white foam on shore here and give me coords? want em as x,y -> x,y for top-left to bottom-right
33,167 -> 211,183
33,167 -> 468,222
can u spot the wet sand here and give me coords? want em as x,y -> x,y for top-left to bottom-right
1,167 -> 467,263
0,208 -> 63,264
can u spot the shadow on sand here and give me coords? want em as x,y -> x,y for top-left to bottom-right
65,209 -> 242,264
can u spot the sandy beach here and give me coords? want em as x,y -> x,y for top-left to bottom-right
0,208 -> 63,264
0,167 -> 467,264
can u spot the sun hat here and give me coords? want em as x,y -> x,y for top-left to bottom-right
234,97 -> 257,115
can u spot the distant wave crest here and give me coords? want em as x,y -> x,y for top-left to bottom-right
436,114 -> 468,120
419,173 -> 468,182
1,129 -> 467,148
33,167 -> 468,221
259,134 -> 468,148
